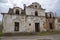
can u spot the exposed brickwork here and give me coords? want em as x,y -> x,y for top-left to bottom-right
44,12 -> 56,31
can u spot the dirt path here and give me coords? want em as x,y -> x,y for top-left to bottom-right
0,34 -> 60,40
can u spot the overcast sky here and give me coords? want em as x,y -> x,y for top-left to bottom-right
0,0 -> 60,21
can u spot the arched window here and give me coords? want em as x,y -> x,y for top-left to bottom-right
15,9 -> 19,15
35,11 -> 38,16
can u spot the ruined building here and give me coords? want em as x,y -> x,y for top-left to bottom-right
1,2 -> 58,33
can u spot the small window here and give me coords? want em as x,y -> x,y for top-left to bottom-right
50,14 -> 52,18
45,13 -> 48,18
35,11 -> 38,16
35,5 -> 37,8
29,24 -> 31,26
16,9 -> 19,15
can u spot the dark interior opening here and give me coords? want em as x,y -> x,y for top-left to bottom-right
49,23 -> 53,29
16,9 -> 19,15
50,14 -> 52,18
35,23 -> 40,32
35,11 -> 38,16
14,22 -> 19,31
45,13 -> 48,18
35,5 -> 37,8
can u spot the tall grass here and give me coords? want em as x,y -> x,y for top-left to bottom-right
0,31 -> 60,36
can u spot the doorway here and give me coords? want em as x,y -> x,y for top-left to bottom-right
35,23 -> 40,32
49,23 -> 53,29
14,22 -> 19,31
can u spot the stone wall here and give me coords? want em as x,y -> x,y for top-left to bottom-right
2,14 -> 46,33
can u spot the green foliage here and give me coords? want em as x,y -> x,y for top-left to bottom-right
0,21 -> 2,32
36,31 -> 60,36
0,31 -> 60,37
58,16 -> 60,22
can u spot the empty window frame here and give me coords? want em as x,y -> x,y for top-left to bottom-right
14,22 -> 19,31
15,9 -> 19,15
35,11 -> 38,16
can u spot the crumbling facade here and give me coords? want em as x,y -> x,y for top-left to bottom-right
2,2 -> 58,33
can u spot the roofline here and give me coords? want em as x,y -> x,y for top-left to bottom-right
26,7 -> 45,10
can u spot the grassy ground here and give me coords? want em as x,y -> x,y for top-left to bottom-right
0,31 -> 60,37
0,32 -> 3,36
36,31 -> 60,36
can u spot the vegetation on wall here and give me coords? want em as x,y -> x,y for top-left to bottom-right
0,21 -> 2,32
58,16 -> 60,22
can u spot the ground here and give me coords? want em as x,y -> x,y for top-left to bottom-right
0,34 -> 60,40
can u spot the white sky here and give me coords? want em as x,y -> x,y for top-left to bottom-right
0,0 -> 60,21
